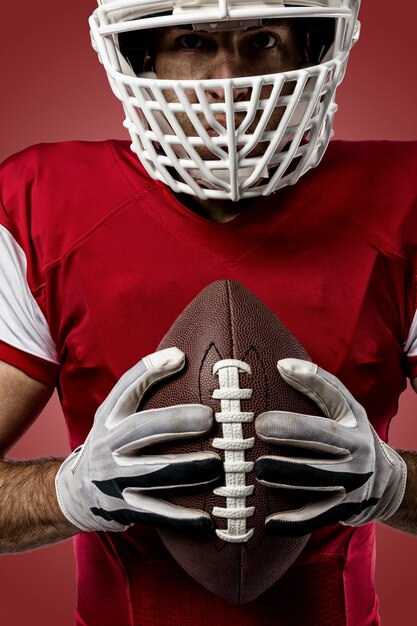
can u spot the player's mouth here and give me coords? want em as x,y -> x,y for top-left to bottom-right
204,116 -> 246,136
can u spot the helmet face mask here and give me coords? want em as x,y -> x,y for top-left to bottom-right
90,0 -> 360,201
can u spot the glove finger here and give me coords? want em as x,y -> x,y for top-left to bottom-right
264,491 -> 352,536
91,492 -> 213,532
114,404 -> 213,453
99,347 -> 185,426
255,456 -> 372,493
278,359 -> 364,427
255,410 -> 354,456
94,451 -> 223,492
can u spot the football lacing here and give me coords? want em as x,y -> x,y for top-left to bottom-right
211,359 -> 255,543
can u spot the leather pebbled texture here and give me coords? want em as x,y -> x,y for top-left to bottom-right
140,280 -> 324,603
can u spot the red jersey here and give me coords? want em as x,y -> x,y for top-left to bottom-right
1,139 -> 417,626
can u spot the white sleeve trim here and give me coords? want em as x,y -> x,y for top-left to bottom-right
404,309 -> 417,357
0,225 -> 59,364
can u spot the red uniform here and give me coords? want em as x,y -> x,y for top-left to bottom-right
1,139 -> 417,625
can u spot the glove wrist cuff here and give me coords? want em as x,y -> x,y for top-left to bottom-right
343,447 -> 408,527
55,450 -> 94,532
376,448 -> 408,522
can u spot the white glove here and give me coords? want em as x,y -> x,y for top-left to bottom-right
255,358 -> 407,536
55,347 -> 222,532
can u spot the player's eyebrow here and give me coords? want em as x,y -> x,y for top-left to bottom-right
245,22 -> 291,31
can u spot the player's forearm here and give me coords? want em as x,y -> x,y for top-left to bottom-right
383,450 -> 417,534
0,457 -> 78,553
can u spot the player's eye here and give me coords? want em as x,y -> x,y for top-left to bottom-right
249,32 -> 279,49
176,33 -> 206,49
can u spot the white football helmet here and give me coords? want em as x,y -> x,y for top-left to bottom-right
90,0 -> 360,200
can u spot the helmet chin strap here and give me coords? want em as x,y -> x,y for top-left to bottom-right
191,164 -> 269,190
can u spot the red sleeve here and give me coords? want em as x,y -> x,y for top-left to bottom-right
0,148 -> 60,386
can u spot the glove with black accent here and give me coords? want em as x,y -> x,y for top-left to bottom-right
255,358 -> 407,536
55,347 -> 222,533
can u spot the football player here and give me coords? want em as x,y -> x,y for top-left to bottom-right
0,0 -> 416,624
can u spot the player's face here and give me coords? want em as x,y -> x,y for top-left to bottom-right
152,22 -> 302,158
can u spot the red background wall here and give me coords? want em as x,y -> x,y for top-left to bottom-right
1,0 -> 417,623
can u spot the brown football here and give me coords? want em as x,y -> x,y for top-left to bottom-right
139,280 -> 323,604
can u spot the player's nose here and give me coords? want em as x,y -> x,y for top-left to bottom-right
206,51 -> 252,102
